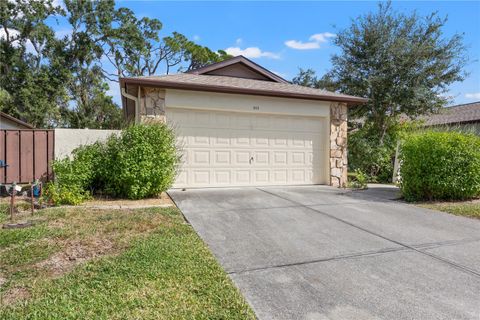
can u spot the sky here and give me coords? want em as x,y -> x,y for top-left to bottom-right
51,0 -> 480,106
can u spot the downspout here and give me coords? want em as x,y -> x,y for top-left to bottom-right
121,86 -> 141,124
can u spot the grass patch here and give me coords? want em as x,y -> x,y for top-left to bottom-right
0,225 -> 60,248
0,206 -> 254,319
1,241 -> 59,266
419,201 -> 480,219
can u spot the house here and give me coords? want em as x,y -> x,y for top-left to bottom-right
0,112 -> 34,129
119,56 -> 367,188
422,101 -> 480,134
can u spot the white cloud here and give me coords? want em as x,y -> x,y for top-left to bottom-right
225,46 -> 280,59
284,40 -> 320,50
465,92 -> 480,100
309,32 -> 336,42
285,32 -> 336,50
235,38 -> 243,45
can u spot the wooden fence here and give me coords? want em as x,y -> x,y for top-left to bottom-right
0,130 -> 54,184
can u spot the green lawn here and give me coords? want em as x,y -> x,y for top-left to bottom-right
418,201 -> 480,219
0,205 -> 255,319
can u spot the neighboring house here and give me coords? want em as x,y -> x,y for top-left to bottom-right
0,112 -> 34,129
120,56 -> 367,188
422,101 -> 480,134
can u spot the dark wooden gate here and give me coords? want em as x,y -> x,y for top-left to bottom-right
0,130 -> 54,184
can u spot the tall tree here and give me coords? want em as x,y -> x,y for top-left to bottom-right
0,0 -> 69,127
1,0 -> 229,128
296,2 -> 468,143
60,0 -> 123,128
292,68 -> 337,92
64,1 -> 230,79
292,68 -> 319,88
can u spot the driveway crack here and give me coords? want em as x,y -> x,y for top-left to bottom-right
228,246 -> 409,275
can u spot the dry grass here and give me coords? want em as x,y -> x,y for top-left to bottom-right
0,202 -> 254,319
0,206 -> 173,304
418,199 -> 480,219
83,192 -> 174,207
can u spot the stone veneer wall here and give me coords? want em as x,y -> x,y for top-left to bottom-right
330,102 -> 348,187
140,87 -> 166,123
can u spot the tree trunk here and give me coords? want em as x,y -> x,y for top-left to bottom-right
378,123 -> 388,145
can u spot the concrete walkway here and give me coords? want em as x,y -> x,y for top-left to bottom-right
169,185 -> 480,320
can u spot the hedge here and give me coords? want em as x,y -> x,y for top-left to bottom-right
399,131 -> 480,201
46,123 -> 180,204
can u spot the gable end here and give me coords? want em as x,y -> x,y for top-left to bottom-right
187,55 -> 289,83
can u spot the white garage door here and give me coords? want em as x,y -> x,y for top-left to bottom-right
167,108 -> 328,188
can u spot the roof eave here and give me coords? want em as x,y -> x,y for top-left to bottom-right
425,119 -> 480,126
119,77 -> 368,105
0,112 -> 34,128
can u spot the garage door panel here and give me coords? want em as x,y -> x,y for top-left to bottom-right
254,151 -> 269,165
291,169 -> 307,183
308,152 -> 315,165
214,170 -> 231,185
236,170 -> 251,184
168,108 -> 327,188
214,150 -> 231,165
291,152 -> 306,165
192,170 -> 211,185
176,170 -> 188,186
273,170 -> 288,184
191,134 -> 210,146
253,137 -> 269,146
233,134 -> 251,146
192,150 -> 210,165
272,137 -> 288,147
273,151 -> 288,165
213,131 -> 231,146
254,170 -> 269,184
234,151 -> 251,165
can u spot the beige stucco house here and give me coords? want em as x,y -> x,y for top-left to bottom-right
120,56 -> 367,188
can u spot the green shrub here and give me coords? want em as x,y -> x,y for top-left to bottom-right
54,143 -> 104,191
47,123 -> 180,204
400,131 -> 480,201
44,183 -> 89,206
347,169 -> 368,189
46,143 -> 103,205
348,127 -> 396,183
101,124 -> 179,199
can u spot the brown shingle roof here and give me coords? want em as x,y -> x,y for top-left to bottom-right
423,101 -> 480,126
120,73 -> 368,105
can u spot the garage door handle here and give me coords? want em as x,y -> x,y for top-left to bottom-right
249,156 -> 254,164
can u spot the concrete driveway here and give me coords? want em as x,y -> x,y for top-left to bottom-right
169,185 -> 480,320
